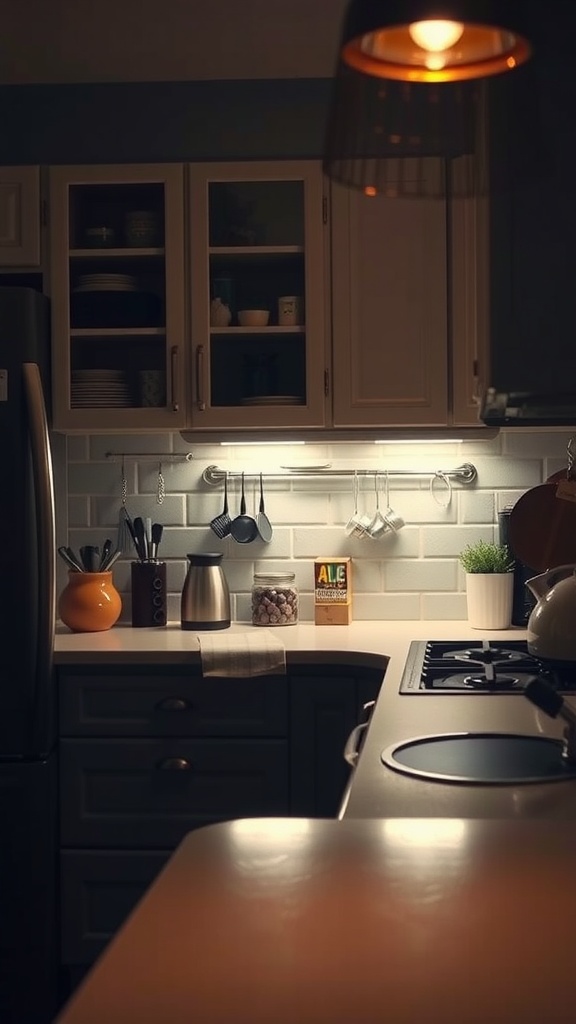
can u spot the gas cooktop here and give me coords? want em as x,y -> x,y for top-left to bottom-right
399,639 -> 576,695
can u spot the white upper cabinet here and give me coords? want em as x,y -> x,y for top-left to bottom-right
329,182 -> 488,429
49,164 -> 187,433
187,161 -> 330,431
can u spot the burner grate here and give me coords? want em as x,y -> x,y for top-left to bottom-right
400,639 -> 576,695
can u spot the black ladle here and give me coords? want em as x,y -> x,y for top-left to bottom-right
230,472 -> 258,544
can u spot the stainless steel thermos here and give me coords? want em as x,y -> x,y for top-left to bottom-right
181,552 -> 231,630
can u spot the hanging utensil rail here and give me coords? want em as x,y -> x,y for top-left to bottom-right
201,463 -> 477,486
104,453 -> 477,486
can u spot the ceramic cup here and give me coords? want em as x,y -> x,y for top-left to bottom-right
124,210 -> 160,247
278,295 -> 303,326
344,472 -> 372,539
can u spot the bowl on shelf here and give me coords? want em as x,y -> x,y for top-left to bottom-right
238,309 -> 270,327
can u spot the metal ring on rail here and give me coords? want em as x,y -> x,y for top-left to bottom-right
430,470 -> 452,509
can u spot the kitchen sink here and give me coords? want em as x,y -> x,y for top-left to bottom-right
381,732 -> 576,784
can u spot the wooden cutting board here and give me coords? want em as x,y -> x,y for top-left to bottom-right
508,482 -> 576,572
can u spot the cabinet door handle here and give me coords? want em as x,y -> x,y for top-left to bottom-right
343,723 -> 367,767
196,345 -> 206,411
155,696 -> 191,712
156,757 -> 193,771
170,345 -> 179,412
471,358 -> 482,406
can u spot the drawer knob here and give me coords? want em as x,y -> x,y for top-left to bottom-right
155,696 -> 191,712
156,757 -> 193,771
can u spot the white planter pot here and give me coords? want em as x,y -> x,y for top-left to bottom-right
465,573 -> 514,630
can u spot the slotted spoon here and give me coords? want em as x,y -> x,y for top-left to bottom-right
209,471 -> 232,539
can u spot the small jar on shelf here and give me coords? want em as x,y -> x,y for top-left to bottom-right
251,572 -> 298,626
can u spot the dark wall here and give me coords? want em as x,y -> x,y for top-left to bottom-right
0,79 -> 332,165
488,14 -> 576,392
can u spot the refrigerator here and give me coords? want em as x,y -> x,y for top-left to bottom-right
0,288 -> 60,1023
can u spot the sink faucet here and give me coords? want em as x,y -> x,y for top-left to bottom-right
524,678 -> 576,763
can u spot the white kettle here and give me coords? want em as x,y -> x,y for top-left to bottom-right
526,564 -> 576,660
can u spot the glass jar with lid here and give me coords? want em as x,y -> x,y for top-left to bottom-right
251,572 -> 299,626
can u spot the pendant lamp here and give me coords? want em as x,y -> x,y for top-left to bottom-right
339,0 -> 535,84
323,1 -> 538,198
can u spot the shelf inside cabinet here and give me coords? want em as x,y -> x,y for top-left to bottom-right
71,328 -> 165,337
70,247 -> 166,259
210,326 -> 305,336
209,246 -> 303,257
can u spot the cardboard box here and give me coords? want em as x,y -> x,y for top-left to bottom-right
314,557 -> 352,625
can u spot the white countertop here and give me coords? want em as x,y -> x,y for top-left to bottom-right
54,618 -> 522,667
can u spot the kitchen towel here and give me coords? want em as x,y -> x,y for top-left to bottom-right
198,631 -> 286,677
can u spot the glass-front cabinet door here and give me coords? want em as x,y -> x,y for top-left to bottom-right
49,164 -> 186,432
188,162 -> 329,430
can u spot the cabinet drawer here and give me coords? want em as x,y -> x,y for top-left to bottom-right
59,671 -> 288,737
60,738 -> 289,847
60,849 -> 170,964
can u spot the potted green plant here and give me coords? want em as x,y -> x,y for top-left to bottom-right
459,540 -> 514,629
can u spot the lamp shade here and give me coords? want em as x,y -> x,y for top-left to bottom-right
340,0 -> 536,83
323,64 -> 488,198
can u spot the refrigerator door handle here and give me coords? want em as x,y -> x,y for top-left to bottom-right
23,362 -> 55,683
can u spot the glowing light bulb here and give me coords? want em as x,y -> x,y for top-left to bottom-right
408,19 -> 464,53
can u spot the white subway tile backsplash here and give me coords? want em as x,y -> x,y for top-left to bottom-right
502,430 -> 575,459
353,593 -> 421,619
466,456 -> 542,488
94,494 -> 186,528
89,435 -> 173,459
459,490 -> 498,523
64,431 -> 567,621
422,526 -> 496,558
66,436 -> 89,460
421,593 -> 468,620
68,496 -> 89,527
385,560 -> 458,591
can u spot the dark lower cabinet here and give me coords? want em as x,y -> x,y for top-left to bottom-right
60,850 -> 171,964
290,675 -> 359,817
0,757 -> 58,1024
56,662 -> 382,993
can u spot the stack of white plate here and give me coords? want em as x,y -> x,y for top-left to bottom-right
71,369 -> 133,408
242,395 -> 304,406
72,274 -> 139,293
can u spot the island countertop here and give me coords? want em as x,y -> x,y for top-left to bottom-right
54,816 -> 576,1024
